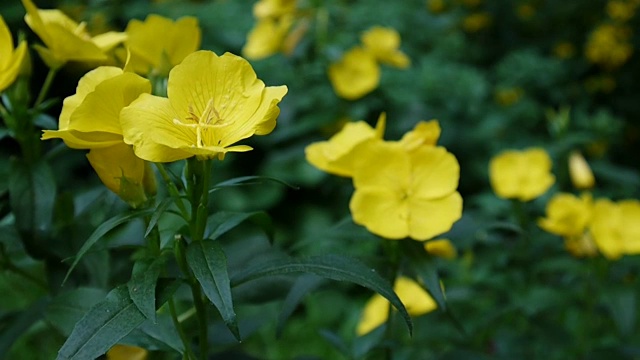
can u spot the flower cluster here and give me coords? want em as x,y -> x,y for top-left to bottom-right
539,193 -> 640,259
242,0 -> 307,60
28,3 -> 288,206
585,23 -> 633,70
328,27 -> 410,100
306,115 -> 462,241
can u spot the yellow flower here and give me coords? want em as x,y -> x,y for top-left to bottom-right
121,51 -> 287,162
350,141 -> 462,240
569,151 -> 595,190
538,193 -> 592,238
607,0 -> 636,22
21,0 -> 126,69
361,26 -> 410,69
242,15 -> 293,60
494,87 -> 524,107
328,47 -> 380,100
427,0 -> 447,13
254,0 -> 297,19
590,199 -> 640,259
41,66 -> 153,207
0,15 -> 28,93
106,344 -> 148,360
489,148 -> 555,201
564,232 -> 598,258
305,114 -> 386,177
124,14 -> 201,76
398,120 -> 441,151
357,276 -> 437,336
424,239 -> 457,259
585,24 -> 633,69
462,12 -> 492,32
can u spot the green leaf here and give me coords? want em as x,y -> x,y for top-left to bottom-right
186,240 -> 239,340
210,175 -> 298,192
231,254 -> 413,335
62,208 -> 154,285
144,197 -> 178,238
57,286 -> 146,360
206,211 -> 274,242
0,298 -> 49,355
121,314 -> 184,354
45,287 -> 107,336
8,160 -> 56,258
128,257 -> 165,322
276,274 -> 324,337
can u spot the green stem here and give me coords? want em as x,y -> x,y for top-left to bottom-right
34,68 -> 58,108
155,163 -> 189,219
169,298 -> 197,360
186,158 -> 211,242
189,280 -> 208,360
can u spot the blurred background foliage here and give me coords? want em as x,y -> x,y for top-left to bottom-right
1,0 -> 640,358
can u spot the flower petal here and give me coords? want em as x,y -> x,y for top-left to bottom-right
356,294 -> 389,336
328,47 -> 380,100
408,191 -> 463,240
121,93 -> 194,162
394,277 -> 437,316
350,187 -> 409,239
410,146 -> 460,199
0,15 -> 14,70
352,141 -> 410,191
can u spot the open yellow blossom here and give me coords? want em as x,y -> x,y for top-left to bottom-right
107,344 -> 148,360
328,47 -> 380,100
590,199 -> 640,259
361,26 -> 410,69
254,0 -> 297,19
121,51 -> 287,162
0,15 -> 28,93
424,239 -> 457,259
357,276 -> 437,336
242,15 -> 293,60
350,141 -> 462,240
124,14 -> 201,76
21,0 -> 126,69
489,148 -> 555,201
539,193 -> 592,238
569,151 -> 595,190
305,114 -> 386,177
41,66 -> 153,207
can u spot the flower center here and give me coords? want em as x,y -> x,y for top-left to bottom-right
173,99 -> 231,148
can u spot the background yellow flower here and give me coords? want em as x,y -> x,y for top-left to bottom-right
361,26 -> 410,69
489,148 -> 555,201
328,47 -> 380,100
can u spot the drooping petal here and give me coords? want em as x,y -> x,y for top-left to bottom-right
0,15 -> 14,70
424,239 -> 457,259
86,143 -> 147,207
410,146 -> 460,200
350,188 -> 409,240
41,129 -> 123,149
408,192 -> 463,240
121,93 -> 194,162
0,30 -> 27,93
393,277 -> 437,316
92,31 -> 128,53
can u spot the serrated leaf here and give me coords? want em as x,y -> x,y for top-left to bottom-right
206,211 -> 274,242
45,287 -> 107,336
186,240 -> 239,340
128,257 -> 165,322
276,274 -> 324,337
57,286 -> 146,360
63,208 -> 154,285
231,254 -> 413,335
